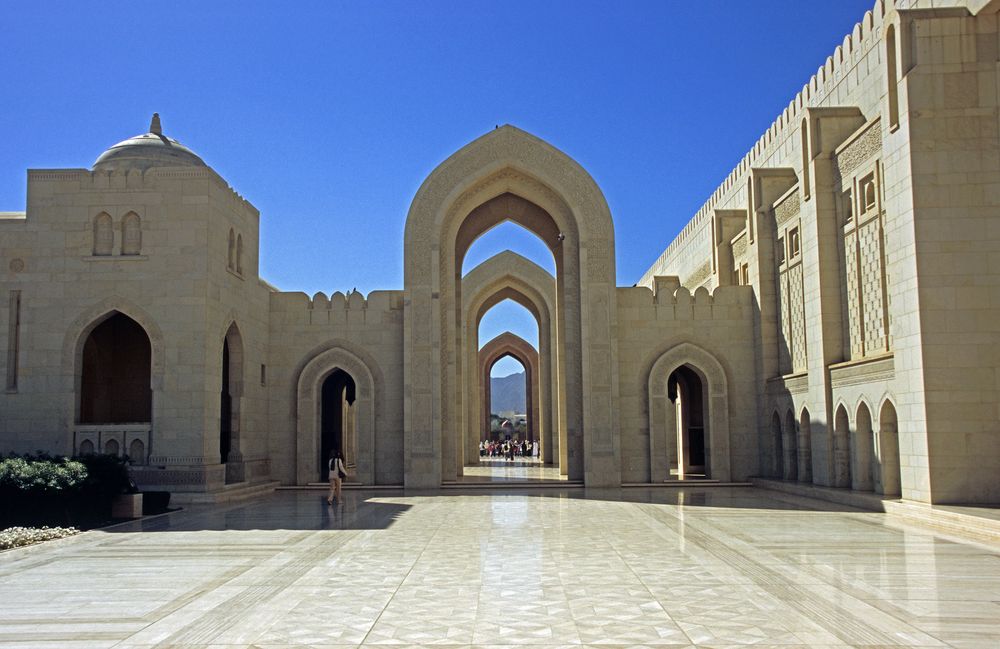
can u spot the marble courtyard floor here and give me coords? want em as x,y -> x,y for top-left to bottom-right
1,487 -> 999,648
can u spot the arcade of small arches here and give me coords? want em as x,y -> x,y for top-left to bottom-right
768,398 -> 901,496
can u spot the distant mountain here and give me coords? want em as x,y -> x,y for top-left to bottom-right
490,371 -> 526,414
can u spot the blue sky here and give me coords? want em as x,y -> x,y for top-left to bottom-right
1,0 -> 875,375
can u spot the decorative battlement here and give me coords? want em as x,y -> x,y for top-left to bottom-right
639,0 -> 914,285
270,289 -> 404,324
618,281 -> 751,311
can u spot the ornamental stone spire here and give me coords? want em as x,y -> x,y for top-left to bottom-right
149,112 -> 162,135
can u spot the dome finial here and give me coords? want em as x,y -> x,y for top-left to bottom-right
149,113 -> 162,135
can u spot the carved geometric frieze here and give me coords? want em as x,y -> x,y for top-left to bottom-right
774,191 -> 801,226
833,121 -> 882,183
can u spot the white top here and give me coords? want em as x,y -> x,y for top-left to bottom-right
329,457 -> 346,479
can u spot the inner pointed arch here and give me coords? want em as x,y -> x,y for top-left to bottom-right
462,220 -> 557,277
478,298 -> 539,350
491,352 -> 526,379
455,193 -> 564,274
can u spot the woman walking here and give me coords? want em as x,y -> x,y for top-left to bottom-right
327,448 -> 346,504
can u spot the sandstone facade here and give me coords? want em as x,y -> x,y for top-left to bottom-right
2,0 -> 998,503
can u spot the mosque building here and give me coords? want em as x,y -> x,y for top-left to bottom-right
2,0 -> 998,504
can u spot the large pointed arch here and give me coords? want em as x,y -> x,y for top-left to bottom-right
646,342 -> 732,481
479,332 -> 539,448
403,125 -> 619,487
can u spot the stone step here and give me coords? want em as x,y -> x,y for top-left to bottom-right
170,480 -> 280,505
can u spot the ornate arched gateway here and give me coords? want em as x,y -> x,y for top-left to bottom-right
403,125 -> 619,487
462,251 -> 559,471
478,331 -> 540,447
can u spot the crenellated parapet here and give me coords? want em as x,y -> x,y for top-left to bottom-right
617,281 -> 752,314
269,289 -> 404,326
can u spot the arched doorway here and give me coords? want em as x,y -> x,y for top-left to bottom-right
404,127 -> 618,488
853,402 -> 874,492
320,369 -> 356,481
770,411 -> 783,478
798,408 -> 813,483
833,404 -> 852,488
877,400 -> 901,496
80,312 -> 152,424
478,332 -> 539,455
671,366 -> 708,478
295,343 -> 381,485
647,343 -> 731,482
220,323 -> 244,483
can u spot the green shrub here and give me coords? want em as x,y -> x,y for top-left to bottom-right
1,451 -> 132,528
0,454 -> 87,494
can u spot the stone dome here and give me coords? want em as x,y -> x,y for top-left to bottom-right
92,114 -> 206,171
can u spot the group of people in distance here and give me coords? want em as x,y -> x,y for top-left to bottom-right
480,439 -> 537,461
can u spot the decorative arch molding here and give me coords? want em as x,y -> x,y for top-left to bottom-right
293,340 -> 383,485
478,332 -> 540,446
62,297 -> 167,393
404,125 -> 619,487
646,341 -> 732,481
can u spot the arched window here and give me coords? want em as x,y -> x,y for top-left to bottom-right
93,213 -> 113,256
227,229 -> 235,270
236,234 -> 244,274
121,212 -> 141,255
886,24 -> 899,130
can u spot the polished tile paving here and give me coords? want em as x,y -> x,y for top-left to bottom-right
1,487 -> 999,648
457,460 -> 568,482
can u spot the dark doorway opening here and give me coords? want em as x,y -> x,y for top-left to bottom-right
220,338 -> 232,465
320,369 -> 356,480
668,364 -> 706,476
80,312 -> 152,424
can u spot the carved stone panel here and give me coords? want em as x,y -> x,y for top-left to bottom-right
859,219 -> 886,355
